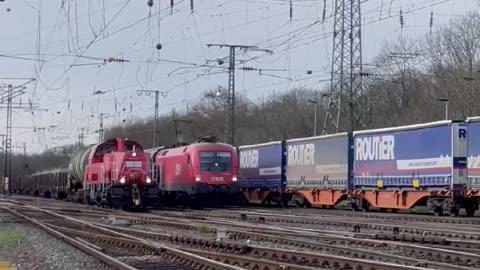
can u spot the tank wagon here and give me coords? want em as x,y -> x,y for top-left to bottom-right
11,138 -> 161,209
11,166 -> 71,198
239,120 -> 475,216
11,165 -> 76,199
147,136 -> 240,207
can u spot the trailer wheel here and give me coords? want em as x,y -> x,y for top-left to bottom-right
360,200 -> 370,212
449,206 -> 459,217
465,207 -> 475,217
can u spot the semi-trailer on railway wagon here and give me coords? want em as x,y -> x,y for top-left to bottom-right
238,120 -> 478,216
11,138 -> 162,209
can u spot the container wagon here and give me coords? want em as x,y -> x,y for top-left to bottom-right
239,133 -> 353,208
285,133 -> 353,207
350,120 -> 468,216
465,117 -> 480,214
238,141 -> 287,206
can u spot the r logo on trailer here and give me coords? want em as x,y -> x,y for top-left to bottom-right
459,128 -> 467,140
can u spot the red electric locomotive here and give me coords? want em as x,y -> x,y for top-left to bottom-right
147,136 -> 240,207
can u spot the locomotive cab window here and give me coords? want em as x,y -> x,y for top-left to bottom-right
125,161 -> 142,168
199,151 -> 232,171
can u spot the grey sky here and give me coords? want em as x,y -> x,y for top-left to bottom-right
0,0 -> 475,153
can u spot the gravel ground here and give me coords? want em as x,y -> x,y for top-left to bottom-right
0,212 -> 108,270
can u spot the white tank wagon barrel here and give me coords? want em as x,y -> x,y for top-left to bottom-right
68,146 -> 95,183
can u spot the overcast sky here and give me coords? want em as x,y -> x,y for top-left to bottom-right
0,0 -> 476,153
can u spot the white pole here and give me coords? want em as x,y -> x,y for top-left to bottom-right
314,103 -> 317,136
445,101 -> 449,120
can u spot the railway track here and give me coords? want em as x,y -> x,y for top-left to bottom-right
157,210 -> 480,240
50,207 -> 480,251
97,222 -> 479,270
224,206 -> 480,224
5,197 -> 480,268
48,208 -> 480,269
0,202 -> 456,270
5,196 -> 480,247
1,205 -> 244,270
8,194 -> 480,229
9,194 -> 480,224
36,211 -> 456,269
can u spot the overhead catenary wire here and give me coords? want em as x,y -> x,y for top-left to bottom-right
0,0 -> 465,151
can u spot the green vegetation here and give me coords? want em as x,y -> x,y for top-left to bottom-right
0,227 -> 22,246
196,226 -> 210,234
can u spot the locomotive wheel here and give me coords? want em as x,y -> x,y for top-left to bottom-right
183,196 -> 191,209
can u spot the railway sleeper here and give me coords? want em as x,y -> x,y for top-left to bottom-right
178,212 -> 480,240
49,216 -> 467,269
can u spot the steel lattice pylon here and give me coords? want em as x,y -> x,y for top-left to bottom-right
322,0 -> 364,134
226,46 -> 236,145
4,85 -> 12,195
0,79 -> 33,195
207,43 -> 271,145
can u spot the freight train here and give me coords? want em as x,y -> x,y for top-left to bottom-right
238,119 -> 480,217
11,138 -> 162,209
146,136 -> 240,207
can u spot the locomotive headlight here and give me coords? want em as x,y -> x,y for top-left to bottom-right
195,175 -> 201,182
232,175 -> 238,182
120,176 -> 126,184
146,176 -> 152,184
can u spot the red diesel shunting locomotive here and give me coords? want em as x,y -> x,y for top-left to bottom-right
11,138 -> 161,209
68,138 -> 161,208
147,136 -> 240,207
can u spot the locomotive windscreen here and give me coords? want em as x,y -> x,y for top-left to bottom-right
199,151 -> 232,171
125,161 -> 142,168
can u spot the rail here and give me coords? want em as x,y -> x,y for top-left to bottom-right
6,204 -> 245,270
2,207 -> 136,270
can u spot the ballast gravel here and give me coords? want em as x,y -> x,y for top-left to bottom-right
0,213 -> 107,270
